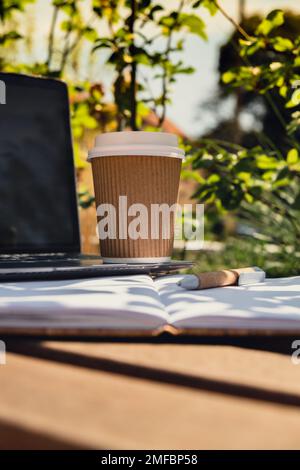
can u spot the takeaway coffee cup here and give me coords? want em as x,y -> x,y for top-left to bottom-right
88,131 -> 184,263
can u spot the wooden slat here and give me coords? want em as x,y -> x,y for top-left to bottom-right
1,340 -> 300,449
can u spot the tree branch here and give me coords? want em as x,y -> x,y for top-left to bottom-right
157,0 -> 185,127
60,27 -> 72,74
46,5 -> 59,70
129,0 -> 137,130
214,0 -> 252,41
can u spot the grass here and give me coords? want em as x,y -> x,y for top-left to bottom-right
176,237 -> 300,278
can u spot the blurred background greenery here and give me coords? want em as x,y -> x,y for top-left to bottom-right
1,0 -> 299,276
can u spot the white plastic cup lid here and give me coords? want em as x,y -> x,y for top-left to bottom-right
88,131 -> 185,160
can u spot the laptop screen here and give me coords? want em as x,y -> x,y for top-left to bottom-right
0,73 -> 80,253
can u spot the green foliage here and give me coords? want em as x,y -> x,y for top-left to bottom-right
191,9 -> 300,259
0,0 -> 34,49
0,0 -> 208,206
190,135 -> 300,255
92,0 -> 208,130
221,11 -> 300,103
192,0 -> 218,16
0,0 -> 207,140
0,31 -> 22,46
0,0 -> 34,21
192,138 -> 299,224
0,0 -> 209,147
185,237 -> 300,278
177,13 -> 207,39
255,9 -> 284,36
78,189 -> 95,209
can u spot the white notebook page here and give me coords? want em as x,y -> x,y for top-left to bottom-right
155,275 -> 300,331
0,275 -> 168,330
0,273 -> 299,332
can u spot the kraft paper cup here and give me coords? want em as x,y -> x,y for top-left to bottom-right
88,132 -> 184,264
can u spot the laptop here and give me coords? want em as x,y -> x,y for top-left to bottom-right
0,73 -> 191,281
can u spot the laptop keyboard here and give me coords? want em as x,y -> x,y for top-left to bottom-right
0,253 -> 99,263
0,253 -> 105,270
0,253 -> 81,262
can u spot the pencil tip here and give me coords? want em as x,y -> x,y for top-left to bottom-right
178,275 -> 199,290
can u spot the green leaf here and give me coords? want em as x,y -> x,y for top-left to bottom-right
222,70 -> 236,84
83,27 -> 98,42
0,31 -> 22,45
256,9 -> 284,36
192,0 -> 202,8
287,148 -> 299,165
134,52 -> 152,66
137,101 -> 150,118
245,192 -> 254,203
272,177 -> 290,188
60,20 -> 72,32
61,4 -> 77,16
256,154 -> 282,170
193,0 -> 218,16
53,0 -> 68,6
240,38 -> 266,56
279,85 -> 288,98
179,13 -> 207,40
207,174 -> 220,184
176,66 -> 195,74
181,169 -> 204,184
237,171 -> 252,183
272,36 -> 294,52
286,89 -> 300,108
148,5 -> 163,19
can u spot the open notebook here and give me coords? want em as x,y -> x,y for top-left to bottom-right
0,274 -> 299,336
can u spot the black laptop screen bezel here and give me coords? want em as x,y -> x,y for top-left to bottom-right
0,72 -> 81,254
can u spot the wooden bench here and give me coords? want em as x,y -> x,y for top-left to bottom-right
1,336 -> 300,449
